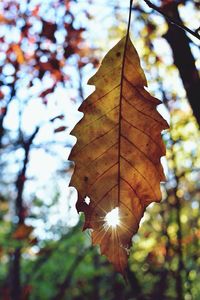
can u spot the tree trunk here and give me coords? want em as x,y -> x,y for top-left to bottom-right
9,127 -> 39,300
163,2 -> 200,127
175,194 -> 184,300
10,249 -> 21,300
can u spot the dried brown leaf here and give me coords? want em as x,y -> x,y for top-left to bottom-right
69,35 -> 169,274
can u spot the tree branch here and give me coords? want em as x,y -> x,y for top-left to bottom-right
0,86 -> 15,147
143,0 -> 200,41
16,126 -> 40,223
162,3 -> 200,127
10,126 -> 40,300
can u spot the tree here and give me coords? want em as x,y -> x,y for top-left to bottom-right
0,1 -> 96,299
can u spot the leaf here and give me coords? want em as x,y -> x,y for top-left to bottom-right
50,114 -> 64,122
0,90 -> 4,100
12,44 -> 25,64
54,126 -> 67,133
41,20 -> 57,42
40,85 -> 55,98
12,224 -> 33,240
69,35 -> 169,274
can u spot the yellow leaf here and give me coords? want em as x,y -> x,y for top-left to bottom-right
69,35 -> 169,274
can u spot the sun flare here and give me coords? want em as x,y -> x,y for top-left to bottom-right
104,207 -> 120,228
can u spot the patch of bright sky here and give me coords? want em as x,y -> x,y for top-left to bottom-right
179,2 -> 200,45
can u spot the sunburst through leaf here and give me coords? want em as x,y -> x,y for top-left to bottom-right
104,207 -> 120,228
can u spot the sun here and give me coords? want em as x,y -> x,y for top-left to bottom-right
104,207 -> 120,228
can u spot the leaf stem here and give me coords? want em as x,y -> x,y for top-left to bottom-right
127,0 -> 133,37
117,0 -> 133,207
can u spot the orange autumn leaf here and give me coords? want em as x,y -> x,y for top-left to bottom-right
12,224 -> 33,240
69,35 -> 169,274
12,44 -> 25,64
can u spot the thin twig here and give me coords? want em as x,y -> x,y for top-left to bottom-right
143,0 -> 200,41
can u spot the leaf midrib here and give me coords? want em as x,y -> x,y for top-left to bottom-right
118,35 -> 130,207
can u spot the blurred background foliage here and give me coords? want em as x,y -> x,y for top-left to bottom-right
0,0 -> 200,299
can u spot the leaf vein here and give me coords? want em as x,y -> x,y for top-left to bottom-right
121,134 -> 161,176
80,83 -> 120,111
89,161 -> 118,191
71,125 -> 118,158
78,104 -> 119,131
120,155 -> 158,200
122,94 -> 164,126
122,117 -> 163,153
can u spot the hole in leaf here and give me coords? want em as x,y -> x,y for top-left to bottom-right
84,196 -> 90,205
104,207 -> 120,228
